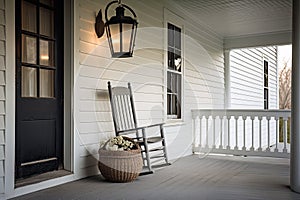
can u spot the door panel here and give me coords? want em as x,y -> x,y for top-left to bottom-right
20,120 -> 56,163
15,0 -> 64,179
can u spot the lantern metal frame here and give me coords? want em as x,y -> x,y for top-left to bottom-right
95,0 -> 138,58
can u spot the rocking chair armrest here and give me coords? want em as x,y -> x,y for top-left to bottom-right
117,123 -> 165,140
117,127 -> 146,135
141,123 -> 165,129
117,123 -> 165,135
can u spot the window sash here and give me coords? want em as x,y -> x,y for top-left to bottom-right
167,23 -> 182,119
263,60 -> 269,109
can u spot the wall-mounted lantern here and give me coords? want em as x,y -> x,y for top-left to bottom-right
95,0 -> 138,58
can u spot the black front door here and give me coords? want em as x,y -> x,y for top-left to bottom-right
15,0 -> 64,179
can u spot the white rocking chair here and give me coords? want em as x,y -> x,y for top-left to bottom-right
107,81 -> 170,174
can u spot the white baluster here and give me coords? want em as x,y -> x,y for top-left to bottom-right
258,116 -> 262,152
192,116 -> 196,151
205,115 -> 209,149
266,116 -> 271,152
250,116 -> 255,151
234,116 -> 239,151
283,117 -> 288,153
212,116 -> 216,149
275,116 -> 279,152
227,116 -> 231,150
242,116 -> 247,151
199,116 -> 202,148
219,116 -> 223,149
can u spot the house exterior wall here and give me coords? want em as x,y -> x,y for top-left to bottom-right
230,46 -> 278,109
75,0 -> 225,176
229,46 -> 278,149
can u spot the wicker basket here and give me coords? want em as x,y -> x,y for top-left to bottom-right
98,137 -> 143,182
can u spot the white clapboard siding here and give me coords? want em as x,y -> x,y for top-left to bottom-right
76,0 -> 225,174
230,46 -> 278,109
229,47 -> 278,149
0,0 -> 4,194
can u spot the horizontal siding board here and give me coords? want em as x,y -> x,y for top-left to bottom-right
0,10 -> 4,25
0,146 -> 4,160
0,0 -> 4,10
0,41 -> 4,56
0,102 -> 4,114
0,71 -> 5,85
0,56 -> 4,70
0,86 -> 5,99
0,178 -> 3,193
0,25 -> 4,41
0,131 -> 4,145
0,160 -> 3,177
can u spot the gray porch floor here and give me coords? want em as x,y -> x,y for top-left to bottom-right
12,155 -> 300,200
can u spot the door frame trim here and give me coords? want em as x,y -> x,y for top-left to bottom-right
5,0 -> 74,196
6,0 -> 17,195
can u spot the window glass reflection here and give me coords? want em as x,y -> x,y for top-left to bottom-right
40,40 -> 55,66
22,34 -> 37,64
40,69 -> 55,98
40,7 -> 54,37
22,66 -> 37,97
22,1 -> 37,33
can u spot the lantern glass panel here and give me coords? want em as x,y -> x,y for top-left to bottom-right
122,23 -> 133,53
109,24 -> 120,53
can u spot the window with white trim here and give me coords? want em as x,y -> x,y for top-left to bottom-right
167,23 -> 182,119
263,60 -> 269,109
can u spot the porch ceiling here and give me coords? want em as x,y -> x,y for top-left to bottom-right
171,0 -> 292,39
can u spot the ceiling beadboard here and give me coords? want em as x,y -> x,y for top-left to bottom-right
170,0 -> 292,38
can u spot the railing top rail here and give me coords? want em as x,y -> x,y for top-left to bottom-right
191,109 -> 291,119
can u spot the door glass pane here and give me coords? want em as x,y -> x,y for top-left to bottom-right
22,34 -> 37,64
22,67 -> 37,97
22,1 -> 37,33
40,7 -> 54,37
40,39 -> 55,66
40,0 -> 54,7
40,69 -> 55,98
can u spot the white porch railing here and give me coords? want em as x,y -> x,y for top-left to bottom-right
192,109 -> 291,158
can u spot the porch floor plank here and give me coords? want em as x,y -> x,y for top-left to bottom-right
12,155 -> 300,200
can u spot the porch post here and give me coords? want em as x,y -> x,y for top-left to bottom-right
224,50 -> 231,108
291,0 -> 300,193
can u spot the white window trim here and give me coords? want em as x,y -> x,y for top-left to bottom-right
163,8 -> 185,123
263,56 -> 269,109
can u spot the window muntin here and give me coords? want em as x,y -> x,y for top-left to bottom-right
263,60 -> 269,109
167,23 -> 182,119
21,0 -> 56,98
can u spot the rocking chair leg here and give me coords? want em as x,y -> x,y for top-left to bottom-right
143,130 -> 153,173
160,125 -> 170,165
